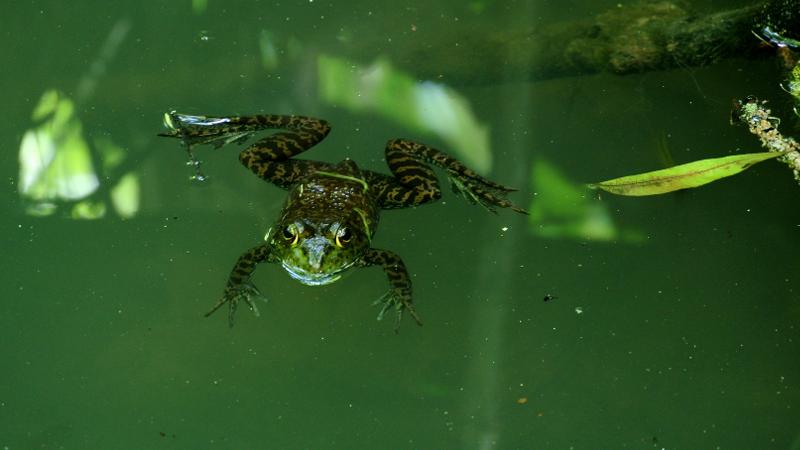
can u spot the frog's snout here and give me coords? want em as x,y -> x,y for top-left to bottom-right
282,235 -> 348,287
301,236 -> 332,272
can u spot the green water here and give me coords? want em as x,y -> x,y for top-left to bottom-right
2,1 -> 799,449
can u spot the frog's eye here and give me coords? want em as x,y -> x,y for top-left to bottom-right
335,227 -> 352,247
282,225 -> 299,245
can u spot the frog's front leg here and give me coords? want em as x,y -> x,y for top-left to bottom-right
358,248 -> 422,332
205,244 -> 275,327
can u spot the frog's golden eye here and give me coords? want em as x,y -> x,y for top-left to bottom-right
335,227 -> 352,247
282,225 -> 299,245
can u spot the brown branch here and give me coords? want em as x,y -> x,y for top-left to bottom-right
735,97 -> 800,182
389,2 -> 769,85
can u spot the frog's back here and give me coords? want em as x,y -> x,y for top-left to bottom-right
281,159 -> 380,239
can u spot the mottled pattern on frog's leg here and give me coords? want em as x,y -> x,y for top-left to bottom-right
370,140 -> 443,209
160,113 -> 328,147
357,248 -> 422,332
245,159 -> 338,190
236,116 -> 332,187
378,138 -> 528,214
205,243 -> 276,328
160,113 -> 333,189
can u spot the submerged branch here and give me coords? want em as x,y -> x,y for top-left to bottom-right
734,97 -> 800,182
392,2 -> 771,84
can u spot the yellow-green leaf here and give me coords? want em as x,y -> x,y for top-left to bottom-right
588,152 -> 783,196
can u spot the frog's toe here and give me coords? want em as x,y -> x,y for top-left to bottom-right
448,175 -> 528,215
373,289 -> 422,332
204,281 -> 267,327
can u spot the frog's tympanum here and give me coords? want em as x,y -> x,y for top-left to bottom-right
159,113 -> 526,331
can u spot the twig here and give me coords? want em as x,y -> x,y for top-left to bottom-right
734,97 -> 800,182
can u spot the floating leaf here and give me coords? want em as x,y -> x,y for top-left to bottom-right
588,152 -> 783,196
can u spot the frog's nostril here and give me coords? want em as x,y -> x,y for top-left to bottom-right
303,237 -> 330,270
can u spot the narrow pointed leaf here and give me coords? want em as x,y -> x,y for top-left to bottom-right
588,152 -> 783,196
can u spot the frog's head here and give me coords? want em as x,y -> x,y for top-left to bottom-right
268,216 -> 370,286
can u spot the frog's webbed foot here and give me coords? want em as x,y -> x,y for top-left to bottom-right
158,111 -> 255,149
206,244 -> 272,327
204,281 -> 267,328
373,287 -> 423,333
447,172 -> 528,215
357,248 -> 422,333
158,112 -> 256,181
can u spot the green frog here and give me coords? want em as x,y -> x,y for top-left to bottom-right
159,112 -> 526,331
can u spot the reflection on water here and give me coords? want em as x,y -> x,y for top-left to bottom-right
18,90 -> 140,219
318,55 -> 492,172
19,90 -> 100,216
17,19 -> 137,219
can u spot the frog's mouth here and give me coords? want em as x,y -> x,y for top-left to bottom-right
282,263 -> 346,286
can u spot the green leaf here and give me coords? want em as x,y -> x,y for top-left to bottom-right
588,152 -> 783,196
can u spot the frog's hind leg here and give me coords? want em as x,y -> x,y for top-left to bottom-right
371,141 -> 443,209
160,112 -> 330,151
218,118 -> 330,190
230,115 -> 332,188
160,113 -> 332,187
376,138 -> 527,214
